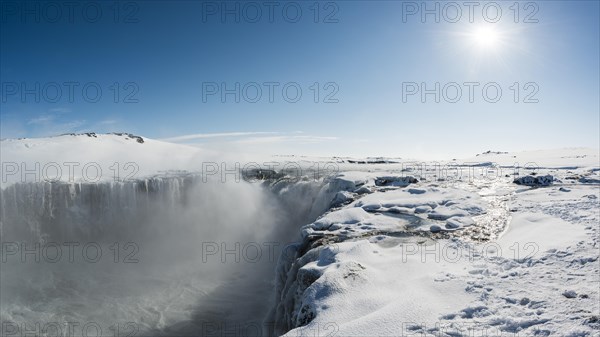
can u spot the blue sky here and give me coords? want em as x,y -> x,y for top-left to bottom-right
1,0 -> 598,159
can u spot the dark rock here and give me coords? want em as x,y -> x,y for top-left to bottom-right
513,175 -> 554,187
579,177 -> 600,184
430,225 -> 442,233
354,186 -> 371,195
519,297 -> 530,305
375,176 -> 418,187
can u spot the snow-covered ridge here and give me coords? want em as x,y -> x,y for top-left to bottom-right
0,133 -> 208,187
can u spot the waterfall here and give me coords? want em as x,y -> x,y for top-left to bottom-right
0,173 -> 340,336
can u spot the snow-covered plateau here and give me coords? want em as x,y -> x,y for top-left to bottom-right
0,133 -> 598,337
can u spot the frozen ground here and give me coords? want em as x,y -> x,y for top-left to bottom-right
0,134 -> 598,337
269,150 -> 600,337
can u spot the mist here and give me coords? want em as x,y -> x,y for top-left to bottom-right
0,174 -> 327,336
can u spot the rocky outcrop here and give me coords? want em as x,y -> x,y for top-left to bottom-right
513,175 -> 554,186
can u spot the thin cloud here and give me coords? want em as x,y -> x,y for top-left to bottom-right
28,115 -> 55,125
161,132 -> 282,142
233,135 -> 339,145
25,109 -> 86,136
48,108 -> 72,114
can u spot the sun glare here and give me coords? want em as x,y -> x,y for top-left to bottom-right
471,26 -> 501,50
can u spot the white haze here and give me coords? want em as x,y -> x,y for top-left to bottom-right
0,174 -> 326,336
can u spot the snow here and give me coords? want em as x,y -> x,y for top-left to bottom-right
499,212 -> 588,256
281,240 -> 476,337
1,135 -> 599,337
269,149 -> 600,337
0,133 -> 206,187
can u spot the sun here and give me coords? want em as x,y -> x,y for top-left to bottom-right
470,26 -> 501,50
446,22 -> 523,72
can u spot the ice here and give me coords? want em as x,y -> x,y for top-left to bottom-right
268,148 -> 599,337
2,136 -> 598,337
